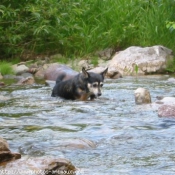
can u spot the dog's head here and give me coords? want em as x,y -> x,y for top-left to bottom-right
81,67 -> 108,99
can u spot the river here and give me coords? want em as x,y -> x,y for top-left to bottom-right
1,75 -> 175,175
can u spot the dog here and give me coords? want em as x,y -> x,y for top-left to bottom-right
51,67 -> 108,101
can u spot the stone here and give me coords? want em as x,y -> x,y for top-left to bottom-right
95,48 -> 114,60
2,157 -> 76,175
21,72 -> 33,78
156,97 -> 175,105
108,45 -> 173,76
44,64 -> 78,81
167,77 -> 175,84
158,105 -> 175,117
78,60 -> 92,70
16,76 -> 35,85
89,66 -> 122,79
0,137 -> 21,164
12,64 -> 29,75
134,88 -> 151,104
35,68 -> 46,79
59,138 -> 96,150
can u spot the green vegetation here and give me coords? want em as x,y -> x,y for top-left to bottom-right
0,0 -> 175,62
90,56 -> 99,66
0,61 -> 14,75
166,57 -> 175,72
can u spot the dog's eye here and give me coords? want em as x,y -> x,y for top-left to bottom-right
93,84 -> 97,88
100,84 -> 103,87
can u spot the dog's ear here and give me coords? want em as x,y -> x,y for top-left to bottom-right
101,67 -> 108,77
82,67 -> 89,78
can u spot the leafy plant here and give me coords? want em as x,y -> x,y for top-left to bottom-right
90,56 -> 99,66
0,0 -> 175,63
166,58 -> 175,73
0,61 -> 14,75
134,64 -> 139,75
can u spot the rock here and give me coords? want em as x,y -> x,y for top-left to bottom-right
106,67 -> 122,79
35,68 -> 46,79
0,137 -> 21,164
59,138 -> 96,150
158,105 -> 175,117
167,77 -> 175,84
89,66 -> 122,79
21,72 -> 33,78
78,60 -> 92,70
12,64 -> 29,75
134,88 -> 151,104
95,48 -> 114,60
108,45 -> 173,76
156,97 -> 175,105
2,157 -> 76,175
0,138 -> 10,152
16,76 -> 35,85
44,64 -> 78,81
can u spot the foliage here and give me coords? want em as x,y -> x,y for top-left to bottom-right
0,0 -> 175,61
90,56 -> 99,66
166,57 -> 175,73
0,61 -> 14,75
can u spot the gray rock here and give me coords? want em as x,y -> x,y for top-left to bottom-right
108,45 -> 173,76
12,64 -> 29,75
89,66 -> 122,79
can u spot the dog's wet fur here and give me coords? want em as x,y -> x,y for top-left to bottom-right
51,67 -> 108,101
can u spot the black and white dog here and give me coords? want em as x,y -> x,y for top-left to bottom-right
51,67 -> 108,101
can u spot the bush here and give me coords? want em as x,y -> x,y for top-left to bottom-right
0,0 -> 175,60
0,62 -> 14,75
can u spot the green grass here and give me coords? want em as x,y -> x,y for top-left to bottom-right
0,61 -> 14,75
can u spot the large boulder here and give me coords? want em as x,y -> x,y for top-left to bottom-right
108,45 -> 173,76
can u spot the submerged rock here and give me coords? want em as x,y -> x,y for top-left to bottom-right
108,45 -> 173,76
158,105 -> 175,118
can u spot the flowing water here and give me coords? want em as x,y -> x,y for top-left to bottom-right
1,75 -> 175,175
